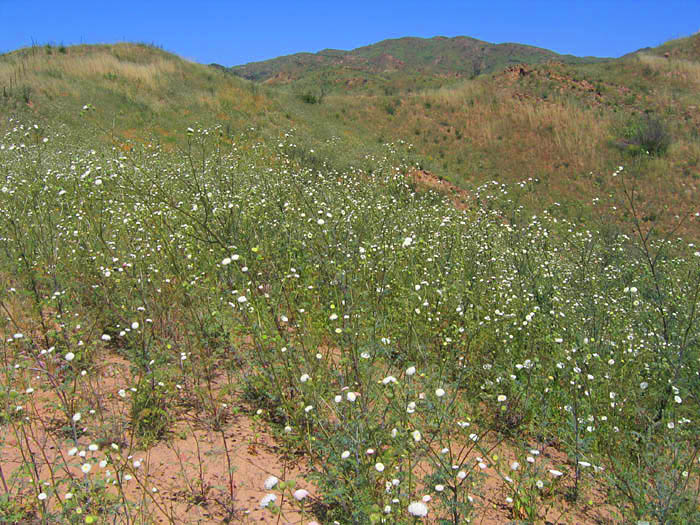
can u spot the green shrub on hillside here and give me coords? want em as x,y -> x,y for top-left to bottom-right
616,114 -> 672,156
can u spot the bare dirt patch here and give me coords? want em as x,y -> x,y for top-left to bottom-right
408,169 -> 471,210
0,349 -> 313,524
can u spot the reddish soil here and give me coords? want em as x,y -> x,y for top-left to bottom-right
408,169 -> 471,210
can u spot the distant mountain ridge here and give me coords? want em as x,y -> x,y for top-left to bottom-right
227,35 -> 606,82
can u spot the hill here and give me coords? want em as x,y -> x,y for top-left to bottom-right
226,33 -> 700,235
2,36 -> 700,238
628,30 -> 700,61
0,43 -> 281,145
0,42 -> 416,174
228,35 -> 605,92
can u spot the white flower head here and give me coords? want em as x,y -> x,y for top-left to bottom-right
293,488 -> 309,500
408,501 -> 428,517
260,493 -> 277,508
264,476 -> 279,490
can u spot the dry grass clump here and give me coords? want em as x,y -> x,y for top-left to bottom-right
637,53 -> 700,85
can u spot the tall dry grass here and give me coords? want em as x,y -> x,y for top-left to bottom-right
416,80 -> 609,167
0,44 -> 178,94
421,79 -> 490,106
637,53 -> 700,85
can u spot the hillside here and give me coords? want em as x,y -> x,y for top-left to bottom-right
3,38 -> 700,237
0,43 -> 281,146
228,35 -> 604,91
241,36 -> 700,235
0,43 -> 421,176
629,30 -> 700,60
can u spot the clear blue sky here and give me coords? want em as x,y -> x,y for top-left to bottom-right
1,1 -> 699,65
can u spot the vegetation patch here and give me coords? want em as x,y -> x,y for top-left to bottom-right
1,119 -> 699,524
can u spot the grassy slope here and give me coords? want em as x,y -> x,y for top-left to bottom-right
631,31 -> 700,60
319,37 -> 700,232
224,33 -> 700,234
0,43 -> 282,146
3,68 -> 700,525
0,43 -> 406,174
270,61 -> 698,235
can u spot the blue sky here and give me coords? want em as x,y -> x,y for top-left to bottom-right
1,1 -> 699,65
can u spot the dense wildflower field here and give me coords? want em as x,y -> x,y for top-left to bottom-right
1,119 -> 699,524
